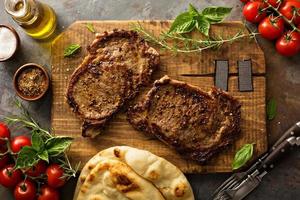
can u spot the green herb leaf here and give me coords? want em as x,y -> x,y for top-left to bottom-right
174,20 -> 197,34
232,144 -> 254,170
46,137 -> 73,156
31,131 -> 44,152
189,3 -> 200,16
195,16 -> 211,36
201,7 -> 232,23
168,12 -> 195,33
38,150 -> 49,162
267,98 -> 277,120
15,146 -> 39,169
86,23 -> 95,33
64,44 -> 81,57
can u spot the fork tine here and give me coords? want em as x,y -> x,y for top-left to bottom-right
213,176 -> 238,196
224,179 -> 242,191
212,175 -> 236,196
219,191 -> 231,200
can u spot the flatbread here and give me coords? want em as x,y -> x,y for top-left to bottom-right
77,159 -> 165,200
74,146 -> 195,200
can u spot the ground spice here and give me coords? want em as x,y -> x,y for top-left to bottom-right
17,67 -> 47,97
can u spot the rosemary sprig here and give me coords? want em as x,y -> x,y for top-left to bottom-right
132,22 -> 259,53
3,99 -> 79,179
4,100 -> 50,138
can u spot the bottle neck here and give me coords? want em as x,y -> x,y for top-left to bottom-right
4,0 -> 40,26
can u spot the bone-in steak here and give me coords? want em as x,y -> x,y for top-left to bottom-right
66,30 -> 159,137
127,76 -> 241,163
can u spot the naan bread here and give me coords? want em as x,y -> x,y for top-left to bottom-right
77,159 -> 165,200
74,146 -> 195,200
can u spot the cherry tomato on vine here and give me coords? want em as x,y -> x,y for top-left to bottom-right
10,135 -> 32,153
267,0 -> 282,7
243,1 -> 267,23
0,164 -> 22,188
259,16 -> 285,40
38,185 -> 60,200
0,155 -> 10,169
14,180 -> 37,200
279,1 -> 300,25
256,0 -> 282,7
46,164 -> 66,188
0,122 -> 10,146
276,31 -> 300,56
240,0 -> 249,3
26,160 -> 47,177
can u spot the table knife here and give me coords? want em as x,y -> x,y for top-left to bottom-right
214,136 -> 300,200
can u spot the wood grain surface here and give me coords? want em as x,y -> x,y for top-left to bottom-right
51,20 -> 267,173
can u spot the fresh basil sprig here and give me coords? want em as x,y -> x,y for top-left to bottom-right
232,143 -> 254,170
64,44 -> 81,57
168,4 -> 232,36
15,132 -> 73,169
267,98 -> 277,120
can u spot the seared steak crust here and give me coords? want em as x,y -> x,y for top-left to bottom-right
127,76 -> 241,163
67,30 -> 159,137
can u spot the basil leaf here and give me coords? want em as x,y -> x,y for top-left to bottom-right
31,131 -> 44,152
195,16 -> 210,36
46,137 -> 73,156
168,12 -> 194,33
202,7 -> 232,23
174,20 -> 197,34
86,23 -> 95,33
232,144 -> 254,170
267,98 -> 277,120
15,146 -> 39,169
38,150 -> 49,163
189,3 -> 199,16
64,44 -> 81,57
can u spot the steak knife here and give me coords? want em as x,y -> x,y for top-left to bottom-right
212,122 -> 300,200
214,136 -> 300,200
212,121 -> 300,198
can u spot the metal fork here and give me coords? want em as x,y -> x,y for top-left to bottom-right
212,153 -> 268,199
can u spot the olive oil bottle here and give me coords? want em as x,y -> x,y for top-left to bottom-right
4,0 -> 57,40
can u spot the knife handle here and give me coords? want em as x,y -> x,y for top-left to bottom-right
258,137 -> 295,172
272,122 -> 300,150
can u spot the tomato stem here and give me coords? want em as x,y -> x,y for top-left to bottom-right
20,182 -> 27,192
263,0 -> 300,32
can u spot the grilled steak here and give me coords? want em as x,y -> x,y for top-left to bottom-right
127,76 -> 241,163
67,30 -> 160,137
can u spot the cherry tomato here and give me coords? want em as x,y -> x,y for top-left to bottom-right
243,2 -> 267,23
240,0 -> 249,3
0,164 -> 22,188
46,164 -> 65,188
267,0 -> 282,7
0,122 -> 10,146
279,1 -> 300,25
26,160 -> 47,177
0,155 -> 10,169
14,180 -> 37,200
38,185 -> 60,200
253,0 -> 280,7
276,31 -> 300,56
258,16 -> 285,40
11,135 -> 32,153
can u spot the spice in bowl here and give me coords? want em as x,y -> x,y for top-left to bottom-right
14,63 -> 49,101
0,24 -> 20,62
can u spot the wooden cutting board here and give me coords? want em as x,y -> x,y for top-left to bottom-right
51,20 -> 267,173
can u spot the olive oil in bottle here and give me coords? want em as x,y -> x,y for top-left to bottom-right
4,0 -> 57,40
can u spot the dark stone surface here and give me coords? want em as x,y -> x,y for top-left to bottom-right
0,0 -> 299,200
